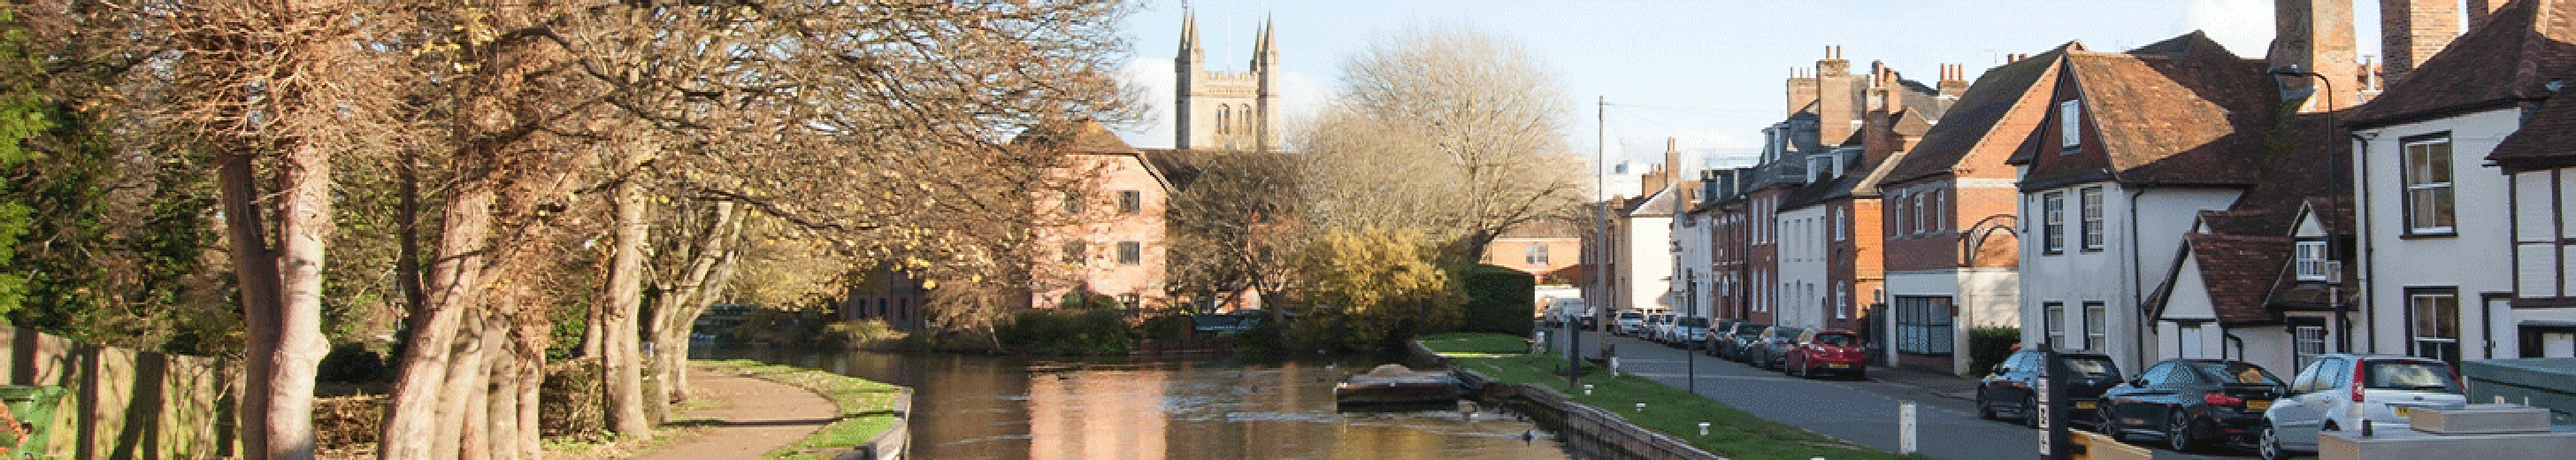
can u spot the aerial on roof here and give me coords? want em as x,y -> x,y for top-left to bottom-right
2349,0 -> 2576,127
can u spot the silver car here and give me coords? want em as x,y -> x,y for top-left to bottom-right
2258,354 -> 2465,460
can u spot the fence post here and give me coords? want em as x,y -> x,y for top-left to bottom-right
1899,401 -> 1918,455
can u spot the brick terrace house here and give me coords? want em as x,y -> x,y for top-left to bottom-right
1874,49 -> 2065,374
1026,122 -> 1182,310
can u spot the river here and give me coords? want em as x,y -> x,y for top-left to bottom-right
696,347 -> 1576,459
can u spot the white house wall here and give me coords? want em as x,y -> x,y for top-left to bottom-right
2356,108 -> 2518,361
1780,206 -> 1829,328
2020,180 -> 2241,374
1623,215 -> 1675,314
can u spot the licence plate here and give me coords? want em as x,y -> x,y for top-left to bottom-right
2074,401 -> 2096,410
1828,364 -> 1850,368
2395,406 -> 2412,418
2245,400 -> 2272,410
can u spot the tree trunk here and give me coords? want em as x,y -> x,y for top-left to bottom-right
217,153 -> 286,459
602,170 -> 652,436
516,349 -> 542,459
272,143 -> 334,460
435,310 -> 489,460
380,186 -> 496,459
485,341 -> 517,460
648,202 -> 742,408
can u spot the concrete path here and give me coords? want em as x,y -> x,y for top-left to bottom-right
634,366 -> 841,460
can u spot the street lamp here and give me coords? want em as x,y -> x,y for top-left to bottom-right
2270,65 -> 2352,353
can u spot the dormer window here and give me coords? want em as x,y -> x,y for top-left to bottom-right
2058,99 -> 2082,153
2295,240 -> 2329,281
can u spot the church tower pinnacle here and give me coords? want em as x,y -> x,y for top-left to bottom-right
1172,11 -> 1279,151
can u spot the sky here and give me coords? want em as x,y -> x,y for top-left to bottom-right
1108,0 -> 2392,170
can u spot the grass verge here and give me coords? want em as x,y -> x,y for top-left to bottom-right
694,359 -> 907,460
1422,334 -> 1934,460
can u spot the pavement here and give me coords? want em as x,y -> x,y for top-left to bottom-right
1551,328 -> 2260,460
633,366 -> 842,460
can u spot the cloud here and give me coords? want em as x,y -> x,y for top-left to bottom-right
1111,58 -> 1332,150
2180,0 -> 2276,56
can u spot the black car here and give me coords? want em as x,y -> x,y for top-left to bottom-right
1718,323 -> 1768,361
1701,318 -> 1745,355
1974,349 -> 2124,428
2097,358 -> 2288,453
1748,326 -> 1806,370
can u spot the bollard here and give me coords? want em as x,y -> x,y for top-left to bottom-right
1609,356 -> 1621,377
1583,384 -> 1593,395
1898,401 -> 1918,455
1698,422 -> 1710,436
1635,402 -> 1645,412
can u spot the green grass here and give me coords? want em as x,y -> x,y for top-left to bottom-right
1430,334 -> 1935,460
694,360 -> 907,460
1417,332 -> 1537,356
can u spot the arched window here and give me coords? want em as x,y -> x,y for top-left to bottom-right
1217,105 -> 1231,134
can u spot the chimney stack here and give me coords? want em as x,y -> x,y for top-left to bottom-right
1815,46 -> 1858,148
2468,0 -> 2505,27
1664,137 -> 1684,188
2380,0 -> 2460,87
2273,0 -> 2359,112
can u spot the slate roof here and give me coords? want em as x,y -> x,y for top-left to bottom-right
2183,233 -> 2295,324
1879,42 -> 2076,186
1496,217 -> 1583,239
2350,0 -> 2576,128
2008,32 -> 2279,188
2489,92 -> 2576,172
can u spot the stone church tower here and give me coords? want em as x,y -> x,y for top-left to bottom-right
1174,12 -> 1281,152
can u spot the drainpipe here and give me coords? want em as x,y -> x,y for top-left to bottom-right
2354,130 -> 2380,354
2225,331 -> 2246,364
2130,187 -> 2150,371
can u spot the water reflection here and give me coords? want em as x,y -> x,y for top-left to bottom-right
698,347 -> 1571,459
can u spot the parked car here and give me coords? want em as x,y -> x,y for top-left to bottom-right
2257,355 -> 2464,460
1974,349 -> 2125,428
1701,318 -> 1744,355
1642,313 -> 1668,342
2097,358 -> 2288,453
1721,323 -> 1768,362
1782,329 -> 1869,380
1545,298 -> 1586,329
1614,310 -> 1646,336
1675,317 -> 1715,349
1748,326 -> 1806,370
1652,314 -> 1679,344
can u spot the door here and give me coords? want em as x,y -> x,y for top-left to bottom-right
2271,357 -> 2340,450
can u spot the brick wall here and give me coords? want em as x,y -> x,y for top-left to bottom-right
2379,0 -> 2460,84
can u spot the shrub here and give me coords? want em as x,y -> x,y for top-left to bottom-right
539,357 -> 605,437
1966,326 -> 2022,377
317,341 -> 393,384
995,308 -> 1135,356
1453,264 -> 1536,337
820,319 -> 903,349
1135,313 -> 1193,341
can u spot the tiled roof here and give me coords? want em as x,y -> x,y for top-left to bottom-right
2063,33 -> 2275,186
2301,196 -> 2357,236
1497,217 -> 1583,239
1879,43 -> 2075,186
1137,149 -> 1209,188
2350,0 -> 2576,128
2490,92 -> 2576,171
2196,209 -> 2285,236
2184,233 -> 2293,324
1016,120 -> 1138,154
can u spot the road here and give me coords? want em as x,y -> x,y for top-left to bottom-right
1553,328 -> 2273,459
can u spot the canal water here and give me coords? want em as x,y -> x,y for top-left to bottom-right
696,347 -> 1574,459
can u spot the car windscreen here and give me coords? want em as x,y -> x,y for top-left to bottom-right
1767,327 -> 1805,340
2188,361 -> 2284,385
2058,356 -> 2120,378
1618,312 -> 1644,319
1678,318 -> 1709,327
2365,361 -> 2462,393
1734,325 -> 1767,335
1813,333 -> 1858,346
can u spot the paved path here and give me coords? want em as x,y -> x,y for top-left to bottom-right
1552,329 -> 2263,459
635,366 -> 841,460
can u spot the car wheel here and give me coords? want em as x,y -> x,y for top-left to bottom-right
2258,424 -> 2288,460
2099,407 -> 2126,443
1976,389 -> 1997,420
2166,409 -> 2197,453
2023,395 -> 2042,429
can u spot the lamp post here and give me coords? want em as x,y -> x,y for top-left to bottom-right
2271,65 -> 2350,353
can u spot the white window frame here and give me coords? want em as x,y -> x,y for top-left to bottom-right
2043,191 -> 2066,254
2293,325 -> 2327,370
2295,241 -> 2328,280
1913,192 -> 1928,235
2082,302 -> 2106,350
2058,99 -> 2082,150
2410,288 -> 2462,365
2402,135 -> 2456,234
2044,303 -> 2066,349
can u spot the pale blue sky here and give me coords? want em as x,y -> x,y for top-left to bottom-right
1110,0 -> 2391,168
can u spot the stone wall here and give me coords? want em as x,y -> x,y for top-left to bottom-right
0,325 -> 241,458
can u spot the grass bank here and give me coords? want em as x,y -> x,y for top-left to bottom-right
695,360 -> 907,460
1418,333 -> 1930,460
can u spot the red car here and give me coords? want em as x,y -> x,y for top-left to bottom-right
1782,329 -> 1868,380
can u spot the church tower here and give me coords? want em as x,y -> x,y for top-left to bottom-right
1174,12 -> 1280,151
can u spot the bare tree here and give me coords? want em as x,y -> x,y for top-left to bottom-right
1165,150 -> 1304,312
1295,23 -> 1586,262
